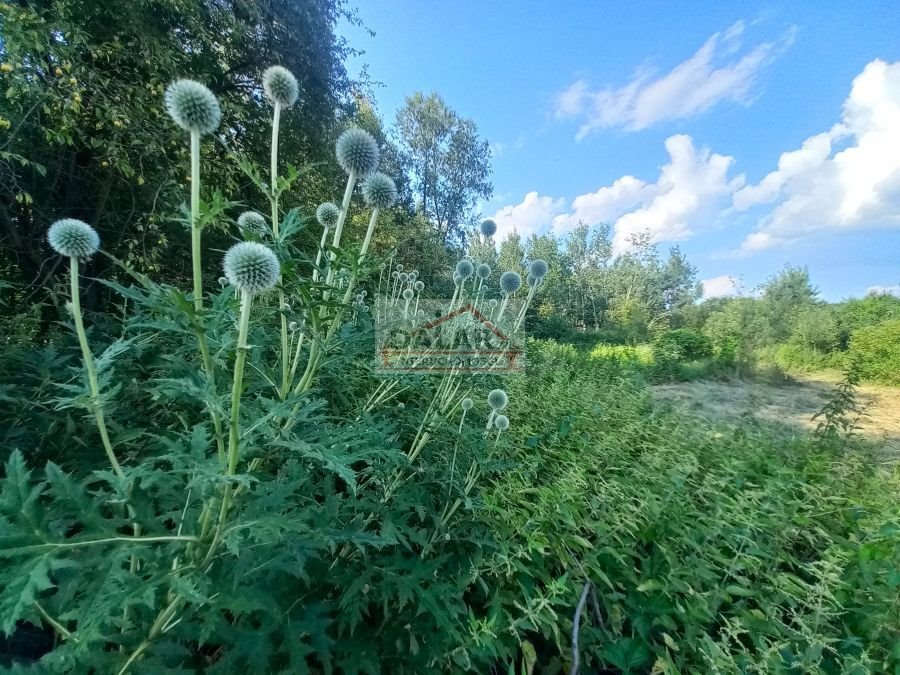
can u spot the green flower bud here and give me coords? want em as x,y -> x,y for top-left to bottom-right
336,128 -> 379,176
164,79 -> 221,134
222,242 -> 280,294
488,388 -> 508,411
48,218 -> 99,258
262,65 -> 299,108
362,172 -> 397,209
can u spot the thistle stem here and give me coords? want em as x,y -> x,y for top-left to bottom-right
190,130 -> 202,312
358,207 -> 379,264
270,102 -> 281,239
70,257 -> 125,480
226,289 -> 253,475
323,169 -> 357,298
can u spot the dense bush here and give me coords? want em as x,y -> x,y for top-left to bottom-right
653,328 -> 712,361
848,318 -> 900,385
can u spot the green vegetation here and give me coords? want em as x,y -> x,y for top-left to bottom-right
2,3 -> 899,674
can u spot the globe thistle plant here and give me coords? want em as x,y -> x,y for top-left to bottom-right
494,414 -> 510,445
164,79 -> 221,135
480,218 -> 497,238
237,211 -> 268,238
336,128 -> 380,177
222,242 -> 280,477
48,218 -> 100,259
458,396 -> 474,432
488,388 -> 509,411
414,280 -> 425,292
262,66 -> 299,108
499,271 -> 522,295
313,202 -> 340,282
223,242 -> 280,295
485,388 -> 509,431
402,288 -> 414,301
47,219 -> 124,479
516,260 -> 550,331
324,128 -> 380,295
316,202 -> 340,228
456,260 -> 474,279
165,79 -> 221,313
362,172 -> 397,210
529,258 -> 548,280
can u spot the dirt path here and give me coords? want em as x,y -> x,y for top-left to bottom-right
652,372 -> 900,457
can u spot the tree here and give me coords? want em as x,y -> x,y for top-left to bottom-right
0,0 -> 357,318
761,266 -> 818,341
394,92 -> 492,247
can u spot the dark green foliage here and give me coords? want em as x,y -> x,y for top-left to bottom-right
653,328 -> 712,361
847,318 -> 900,385
0,0 -> 356,313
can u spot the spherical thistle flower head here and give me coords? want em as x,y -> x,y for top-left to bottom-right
395,263 -> 404,272
476,263 -> 491,280
289,321 -> 299,331
456,260 -> 474,279
223,241 -> 280,294
416,309 -> 425,317
414,280 -> 424,292
487,388 -> 508,411
237,211 -> 268,237
494,414 -> 510,431
164,79 -> 221,135
399,272 -> 408,283
48,218 -> 100,258
218,276 -> 228,287
499,271 -> 522,295
361,289 -> 368,297
336,127 -> 379,176
529,258 -> 549,280
402,288 -> 414,300
489,298 -> 498,308
262,65 -> 299,108
316,202 -> 340,229
362,172 -> 397,209
391,270 -> 400,279
461,397 -> 474,411
480,219 -> 497,237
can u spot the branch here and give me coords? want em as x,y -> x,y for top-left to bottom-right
569,579 -> 591,675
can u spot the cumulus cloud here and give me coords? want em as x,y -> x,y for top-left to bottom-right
866,284 -> 900,297
491,191 -> 567,241
702,275 -> 741,299
555,21 -> 794,135
736,59 -> 900,253
491,135 -> 742,253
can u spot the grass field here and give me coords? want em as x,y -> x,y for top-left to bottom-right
653,370 -> 900,457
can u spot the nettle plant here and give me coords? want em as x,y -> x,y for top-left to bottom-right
0,69 -> 543,672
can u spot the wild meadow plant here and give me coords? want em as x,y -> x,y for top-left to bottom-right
0,65 -> 550,673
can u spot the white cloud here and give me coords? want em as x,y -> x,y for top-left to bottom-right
492,135 -> 742,253
866,284 -> 900,297
491,191 -> 567,241
702,275 -> 740,299
555,21 -> 794,135
736,59 -> 900,253
551,176 -> 656,234
609,135 -> 742,253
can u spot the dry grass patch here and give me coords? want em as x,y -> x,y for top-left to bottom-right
653,371 -> 900,457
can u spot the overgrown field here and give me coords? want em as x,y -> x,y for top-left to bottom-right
2,335 -> 899,673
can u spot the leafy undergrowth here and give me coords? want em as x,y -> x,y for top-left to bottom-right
1,340 -> 898,673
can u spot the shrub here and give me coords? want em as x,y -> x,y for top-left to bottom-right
653,327 -> 712,361
847,318 -> 900,384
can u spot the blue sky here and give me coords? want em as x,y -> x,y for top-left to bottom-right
340,1 -> 900,301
